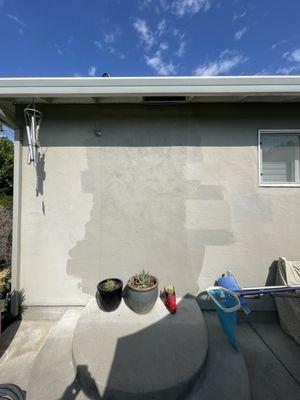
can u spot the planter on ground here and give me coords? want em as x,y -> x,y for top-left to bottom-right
97,278 -> 123,312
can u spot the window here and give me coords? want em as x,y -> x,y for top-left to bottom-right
259,130 -> 300,186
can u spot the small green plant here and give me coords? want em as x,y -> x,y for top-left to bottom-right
0,195 -> 13,209
101,279 -> 119,292
133,270 -> 151,288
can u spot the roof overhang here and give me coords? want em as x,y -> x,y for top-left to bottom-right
1,75 -> 300,98
1,76 -> 300,126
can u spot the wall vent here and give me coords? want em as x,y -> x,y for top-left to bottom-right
142,96 -> 187,104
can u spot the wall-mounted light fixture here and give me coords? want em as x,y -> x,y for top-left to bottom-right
95,130 -> 102,137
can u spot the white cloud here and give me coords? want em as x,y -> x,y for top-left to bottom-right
139,0 -> 152,9
254,69 -> 272,76
159,42 -> 168,51
8,14 -> 26,27
133,15 -> 185,73
145,49 -> 176,75
283,48 -> 300,62
107,46 -> 126,59
171,29 -> 186,57
94,32 -> 125,60
48,42 -> 64,55
133,18 -> 155,48
94,40 -> 102,50
53,43 -> 63,56
276,66 -> 298,75
234,27 -> 247,41
176,41 -> 186,57
278,48 -> 300,75
233,10 -> 247,21
157,19 -> 166,36
104,32 -> 115,44
282,51 -> 289,59
88,66 -> 97,77
103,28 -> 121,44
172,0 -> 211,16
271,40 -> 287,50
194,50 -> 246,76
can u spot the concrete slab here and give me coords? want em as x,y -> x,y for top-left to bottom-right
251,322 -> 300,385
73,298 -> 208,400
0,320 -> 55,391
237,322 -> 300,400
188,312 -> 251,400
21,306 -> 83,321
26,308 -> 83,400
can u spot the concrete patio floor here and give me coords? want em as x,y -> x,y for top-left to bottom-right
0,307 -> 299,399
236,318 -> 300,400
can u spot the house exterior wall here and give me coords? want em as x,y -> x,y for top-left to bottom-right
17,103 -> 300,306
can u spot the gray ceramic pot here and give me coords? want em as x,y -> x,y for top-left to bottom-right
124,276 -> 158,314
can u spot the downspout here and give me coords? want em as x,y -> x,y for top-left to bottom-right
11,127 -> 22,316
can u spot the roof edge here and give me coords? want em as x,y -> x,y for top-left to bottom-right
1,76 -> 300,98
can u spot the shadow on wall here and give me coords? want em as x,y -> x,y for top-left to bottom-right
265,260 -> 279,285
32,102 -> 300,149
65,105 -> 236,297
35,153 -> 46,197
35,152 -> 46,216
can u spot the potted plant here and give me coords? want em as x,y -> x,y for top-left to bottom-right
124,270 -> 158,314
97,278 -> 123,312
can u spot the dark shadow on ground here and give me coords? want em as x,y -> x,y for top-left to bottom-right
61,365 -> 101,400
69,296 -> 207,400
0,320 -> 21,359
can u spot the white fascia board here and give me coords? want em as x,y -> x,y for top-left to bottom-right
1,76 -> 300,98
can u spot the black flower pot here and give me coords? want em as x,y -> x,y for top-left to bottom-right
97,278 -> 123,312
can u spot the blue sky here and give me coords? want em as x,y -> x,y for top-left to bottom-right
1,0 -> 300,77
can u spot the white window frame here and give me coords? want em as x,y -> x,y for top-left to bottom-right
258,129 -> 300,187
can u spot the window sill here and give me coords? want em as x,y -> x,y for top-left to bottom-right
259,183 -> 300,187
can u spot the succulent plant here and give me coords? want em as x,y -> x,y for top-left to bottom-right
133,270 -> 151,288
101,279 -> 119,292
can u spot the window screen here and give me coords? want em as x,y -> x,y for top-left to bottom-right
260,132 -> 300,184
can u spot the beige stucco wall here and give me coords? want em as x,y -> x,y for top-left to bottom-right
17,103 -> 300,306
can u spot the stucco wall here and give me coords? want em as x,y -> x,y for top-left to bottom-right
17,103 -> 300,306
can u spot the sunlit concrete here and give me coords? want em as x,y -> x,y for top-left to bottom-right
73,298 -> 208,399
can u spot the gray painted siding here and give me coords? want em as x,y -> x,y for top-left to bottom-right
17,103 -> 300,306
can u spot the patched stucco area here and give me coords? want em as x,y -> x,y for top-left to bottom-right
65,107 -> 234,297
18,103 -> 300,305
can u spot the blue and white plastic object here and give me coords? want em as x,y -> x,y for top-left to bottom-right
207,271 -> 252,350
207,270 -> 300,350
217,271 -> 251,315
206,286 -> 240,350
